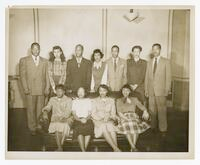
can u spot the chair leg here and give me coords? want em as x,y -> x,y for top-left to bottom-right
94,145 -> 99,152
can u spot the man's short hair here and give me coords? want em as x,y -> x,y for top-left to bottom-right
75,44 -> 84,51
31,42 -> 40,49
152,43 -> 161,49
111,45 -> 120,51
132,45 -> 142,52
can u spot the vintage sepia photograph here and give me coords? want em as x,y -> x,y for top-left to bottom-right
6,5 -> 194,159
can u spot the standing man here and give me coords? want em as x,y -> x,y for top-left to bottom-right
65,44 -> 92,94
107,45 -> 127,94
19,42 -> 49,135
127,45 -> 147,104
145,43 -> 171,136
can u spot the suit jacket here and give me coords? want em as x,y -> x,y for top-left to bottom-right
19,55 -> 49,96
145,56 -> 171,97
127,58 -> 147,94
65,57 -> 92,92
107,57 -> 127,91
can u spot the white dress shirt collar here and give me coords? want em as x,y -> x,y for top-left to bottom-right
153,55 -> 161,64
32,55 -> 40,66
76,57 -> 82,64
112,57 -> 119,64
93,60 -> 103,69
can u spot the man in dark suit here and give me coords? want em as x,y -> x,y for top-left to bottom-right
19,42 -> 49,135
127,45 -> 147,103
65,44 -> 92,94
145,43 -> 171,135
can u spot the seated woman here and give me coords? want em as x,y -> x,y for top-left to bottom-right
42,84 -> 73,151
116,84 -> 150,152
72,87 -> 94,152
91,84 -> 121,152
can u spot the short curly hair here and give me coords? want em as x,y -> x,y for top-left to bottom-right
91,49 -> 104,62
132,45 -> 142,52
97,84 -> 111,96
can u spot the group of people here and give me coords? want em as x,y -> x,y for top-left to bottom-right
19,42 -> 171,152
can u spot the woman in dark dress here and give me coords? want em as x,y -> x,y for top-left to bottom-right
72,87 -> 94,152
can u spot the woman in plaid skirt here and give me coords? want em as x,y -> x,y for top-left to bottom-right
116,84 -> 150,151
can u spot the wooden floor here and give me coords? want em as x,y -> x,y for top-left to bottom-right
7,108 -> 189,152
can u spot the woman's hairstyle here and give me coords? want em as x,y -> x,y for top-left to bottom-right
91,49 -> 104,62
55,84 -> 65,91
76,87 -> 88,97
132,45 -> 142,52
120,84 -> 133,96
152,43 -> 161,49
97,84 -> 111,96
49,46 -> 66,62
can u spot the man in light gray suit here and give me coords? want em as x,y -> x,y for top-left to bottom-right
19,43 -> 49,135
107,45 -> 127,93
145,43 -> 171,136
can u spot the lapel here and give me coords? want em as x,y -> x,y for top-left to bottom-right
72,57 -> 85,69
149,59 -> 154,78
116,57 -> 122,73
27,55 -> 44,75
107,58 -> 113,71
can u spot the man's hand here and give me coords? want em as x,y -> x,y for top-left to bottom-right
24,89 -> 30,95
42,111 -> 49,120
44,88 -> 50,96
145,91 -> 149,98
165,90 -> 171,97
130,84 -> 138,91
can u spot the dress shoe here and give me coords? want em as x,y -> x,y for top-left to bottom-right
130,148 -> 139,152
160,132 -> 167,138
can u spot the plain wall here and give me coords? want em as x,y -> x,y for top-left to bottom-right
8,8 -> 190,109
8,8 -> 171,76
106,9 -> 170,60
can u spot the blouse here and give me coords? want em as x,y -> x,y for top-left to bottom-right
72,98 -> 92,118
116,97 -> 146,114
48,60 -> 67,90
42,95 -> 72,122
92,97 -> 116,121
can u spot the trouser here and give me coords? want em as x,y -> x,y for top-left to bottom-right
148,96 -> 167,132
26,95 -> 45,131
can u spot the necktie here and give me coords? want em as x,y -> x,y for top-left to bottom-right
34,56 -> 38,66
114,58 -> 117,72
153,58 -> 157,75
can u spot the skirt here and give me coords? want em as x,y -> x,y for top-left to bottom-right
118,112 -> 150,135
93,120 -> 119,138
72,119 -> 94,139
48,122 -> 71,136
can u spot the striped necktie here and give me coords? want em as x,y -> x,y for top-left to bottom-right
153,57 -> 157,75
114,58 -> 117,72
